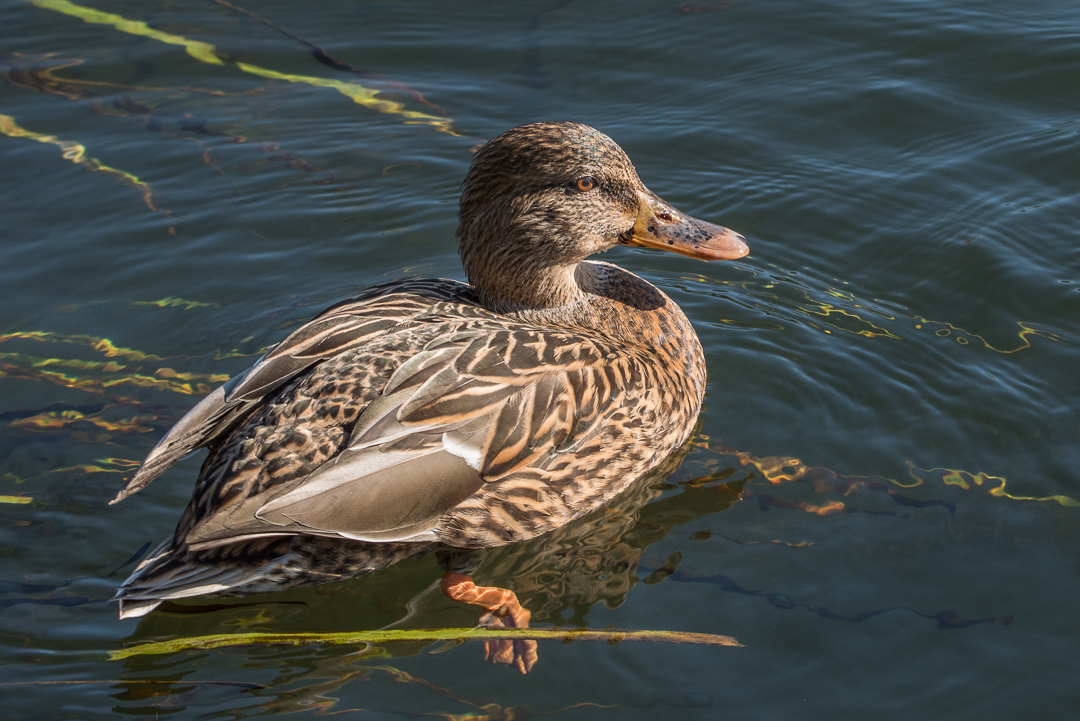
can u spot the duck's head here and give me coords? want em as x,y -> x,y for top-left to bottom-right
458,122 -> 749,312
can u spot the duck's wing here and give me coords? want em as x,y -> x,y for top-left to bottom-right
110,282 -> 470,505
181,323 -> 641,550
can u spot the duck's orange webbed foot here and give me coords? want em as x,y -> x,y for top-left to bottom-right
441,571 -> 538,674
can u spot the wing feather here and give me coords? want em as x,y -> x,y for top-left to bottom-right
110,287 -> 466,504
117,282 -> 647,553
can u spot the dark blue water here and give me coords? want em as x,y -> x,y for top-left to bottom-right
1,0 -> 1078,717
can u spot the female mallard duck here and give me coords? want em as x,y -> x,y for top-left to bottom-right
111,121 -> 748,671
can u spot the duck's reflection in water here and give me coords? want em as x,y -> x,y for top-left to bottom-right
472,444 -> 744,626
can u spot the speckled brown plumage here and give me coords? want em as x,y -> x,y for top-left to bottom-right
111,122 -> 748,624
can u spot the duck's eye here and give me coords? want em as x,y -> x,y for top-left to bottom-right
574,176 -> 596,193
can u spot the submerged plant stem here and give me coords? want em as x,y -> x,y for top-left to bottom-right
110,626 -> 743,659
25,0 -> 461,136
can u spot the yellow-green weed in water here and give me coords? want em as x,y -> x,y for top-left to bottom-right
109,626 -> 743,659
25,0 -> 462,136
0,113 -> 158,210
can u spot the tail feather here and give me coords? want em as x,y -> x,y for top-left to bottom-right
111,535 -> 436,618
113,540 -> 287,617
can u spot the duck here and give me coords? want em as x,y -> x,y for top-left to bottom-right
110,121 -> 749,672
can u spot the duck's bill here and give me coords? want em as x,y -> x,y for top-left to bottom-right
619,190 -> 749,260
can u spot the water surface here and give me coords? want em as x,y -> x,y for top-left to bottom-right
1,0 -> 1078,718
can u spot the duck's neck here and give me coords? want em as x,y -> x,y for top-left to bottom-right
465,251 -> 591,314
495,261 -> 697,354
